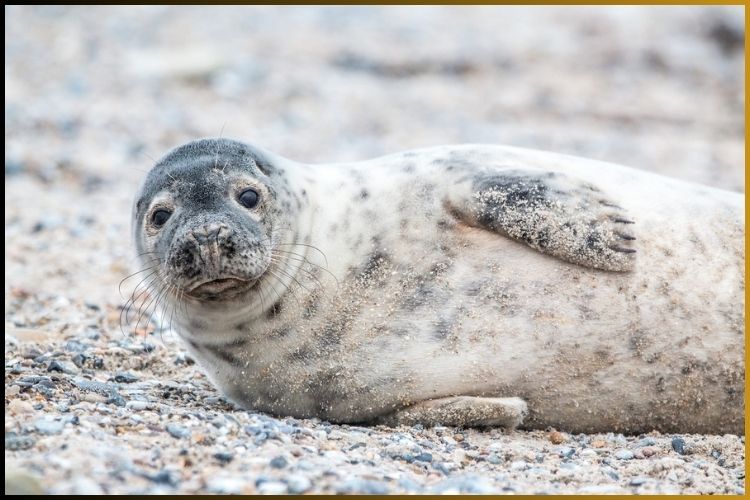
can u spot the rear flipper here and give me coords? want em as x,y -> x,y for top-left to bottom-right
377,396 -> 528,429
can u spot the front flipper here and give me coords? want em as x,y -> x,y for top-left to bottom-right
448,170 -> 636,271
377,396 -> 528,429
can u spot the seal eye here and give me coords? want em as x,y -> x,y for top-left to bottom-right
238,188 -> 259,209
151,209 -> 172,227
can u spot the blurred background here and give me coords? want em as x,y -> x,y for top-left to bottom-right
4,4 -> 745,304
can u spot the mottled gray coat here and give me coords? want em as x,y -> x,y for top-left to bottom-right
132,138 -> 744,434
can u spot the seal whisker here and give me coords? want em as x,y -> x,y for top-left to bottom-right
128,270 -> 166,334
119,263 -> 160,299
120,269 -> 161,335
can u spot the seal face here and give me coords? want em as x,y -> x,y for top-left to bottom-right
131,138 -> 744,434
133,139 -> 291,303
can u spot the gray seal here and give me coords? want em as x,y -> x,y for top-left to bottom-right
131,138 -> 744,434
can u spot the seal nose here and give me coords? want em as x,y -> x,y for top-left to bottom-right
192,223 -> 228,244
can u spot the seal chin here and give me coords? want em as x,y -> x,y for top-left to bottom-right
188,277 -> 257,301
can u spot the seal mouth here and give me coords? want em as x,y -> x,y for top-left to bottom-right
188,277 -> 256,300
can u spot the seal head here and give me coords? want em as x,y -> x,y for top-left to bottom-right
133,138 -> 286,303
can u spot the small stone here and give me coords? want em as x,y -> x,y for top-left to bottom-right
559,447 -> 576,458
337,479 -> 390,494
126,401 -> 149,411
415,452 -> 433,463
5,433 -> 36,451
642,446 -> 657,457
214,451 -> 234,464
166,423 -> 190,439
7,399 -> 34,415
487,453 -> 502,464
453,433 -> 464,442
257,481 -> 288,494
207,477 -> 246,494
145,470 -> 179,486
637,437 -> 656,447
510,460 -> 528,471
70,477 -> 104,495
671,437 -> 686,455
286,475 -> 312,494
47,360 -> 64,372
549,430 -> 565,444
591,439 -> 606,448
269,456 -> 288,469
33,418 -> 64,435
614,449 -> 634,460
629,477 -> 647,486
114,372 -> 138,383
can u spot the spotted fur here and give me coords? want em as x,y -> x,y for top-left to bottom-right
132,139 -> 744,434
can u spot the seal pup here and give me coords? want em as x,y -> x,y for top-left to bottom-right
131,138 -> 744,434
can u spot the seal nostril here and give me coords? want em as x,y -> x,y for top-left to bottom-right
193,224 -> 224,244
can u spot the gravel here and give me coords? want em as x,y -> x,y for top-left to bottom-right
5,4 -> 744,495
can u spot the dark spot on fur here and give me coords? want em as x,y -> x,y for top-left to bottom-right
359,189 -> 369,200
362,251 -> 389,276
403,282 -> 436,310
271,326 -> 292,338
464,280 -> 484,297
433,316 -> 454,340
266,299 -> 283,319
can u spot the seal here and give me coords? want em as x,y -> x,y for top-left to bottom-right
131,138 -> 744,434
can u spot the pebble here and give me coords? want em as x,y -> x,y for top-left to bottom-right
432,475 -> 496,494
114,372 -> 138,383
257,481 -> 288,494
166,423 -> 190,439
637,437 -> 657,447
5,433 -> 37,451
579,449 -> 598,459
614,450 -> 634,460
70,477 -> 104,495
269,456 -> 288,469
510,460 -> 529,471
47,360 -> 65,372
487,453 -> 503,464
33,417 -> 64,435
286,475 -> 312,494
337,478 -> 390,494
642,446 -> 657,457
7,398 -> 35,415
629,477 -> 647,486
671,437 -> 686,455
207,477 -> 246,494
549,431 -> 565,444
126,401 -> 149,411
214,451 -> 234,464
415,452 -> 433,463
